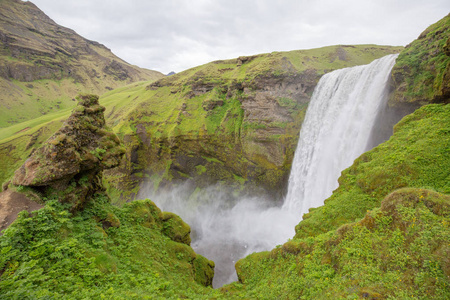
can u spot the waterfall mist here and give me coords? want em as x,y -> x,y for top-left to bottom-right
139,183 -> 298,287
139,54 -> 398,288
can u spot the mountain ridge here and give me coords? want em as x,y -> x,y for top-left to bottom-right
0,0 -> 164,127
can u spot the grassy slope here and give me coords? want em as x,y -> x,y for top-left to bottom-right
0,0 -> 164,127
295,104 -> 450,239
105,45 -> 403,138
224,104 -> 450,299
1,104 -> 448,300
0,195 -> 219,299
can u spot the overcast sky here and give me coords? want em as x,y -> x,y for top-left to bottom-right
28,0 -> 449,74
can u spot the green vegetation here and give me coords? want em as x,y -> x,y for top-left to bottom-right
221,104 -> 450,299
1,103 -> 449,299
295,104 -> 450,239
226,188 -> 449,299
0,196 -> 219,299
390,14 -> 450,106
0,13 -> 449,298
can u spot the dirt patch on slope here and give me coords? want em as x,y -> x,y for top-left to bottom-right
0,190 -> 43,234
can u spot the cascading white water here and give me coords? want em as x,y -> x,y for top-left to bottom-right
141,53 -> 398,288
283,54 -> 398,216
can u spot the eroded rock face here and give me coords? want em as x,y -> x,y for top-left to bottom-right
11,94 -> 124,209
0,190 -> 43,234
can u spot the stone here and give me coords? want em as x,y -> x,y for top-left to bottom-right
11,94 -> 124,209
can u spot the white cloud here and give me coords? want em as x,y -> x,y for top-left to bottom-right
28,0 -> 450,74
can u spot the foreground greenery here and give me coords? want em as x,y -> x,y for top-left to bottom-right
229,188 -> 449,299
0,195 -> 218,299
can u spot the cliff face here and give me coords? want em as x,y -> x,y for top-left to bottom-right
99,45 -> 403,202
389,14 -> 450,108
367,14 -> 450,148
0,0 -> 164,127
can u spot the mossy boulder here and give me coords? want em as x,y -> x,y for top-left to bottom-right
193,254 -> 215,287
161,211 -> 192,245
121,198 -> 214,287
10,94 -> 125,210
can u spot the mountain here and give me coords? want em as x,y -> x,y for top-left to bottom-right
0,0 -> 164,127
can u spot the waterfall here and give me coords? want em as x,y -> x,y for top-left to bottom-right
283,54 -> 398,217
143,54 -> 398,288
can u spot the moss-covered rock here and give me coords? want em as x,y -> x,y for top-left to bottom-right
10,94 -> 124,210
161,211 -> 192,245
193,254 -> 215,287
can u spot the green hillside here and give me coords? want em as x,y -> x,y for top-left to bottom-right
225,103 -> 450,299
0,0 -> 163,127
1,103 -> 448,299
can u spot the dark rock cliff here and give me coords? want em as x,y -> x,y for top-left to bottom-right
368,14 -> 450,147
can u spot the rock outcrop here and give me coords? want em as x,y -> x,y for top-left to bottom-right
9,94 -> 124,209
389,14 -> 450,108
367,14 -> 450,148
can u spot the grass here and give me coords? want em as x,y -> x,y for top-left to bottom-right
218,103 -> 450,298
294,104 -> 450,239
1,104 -> 448,299
225,188 -> 450,299
0,195 -> 220,299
